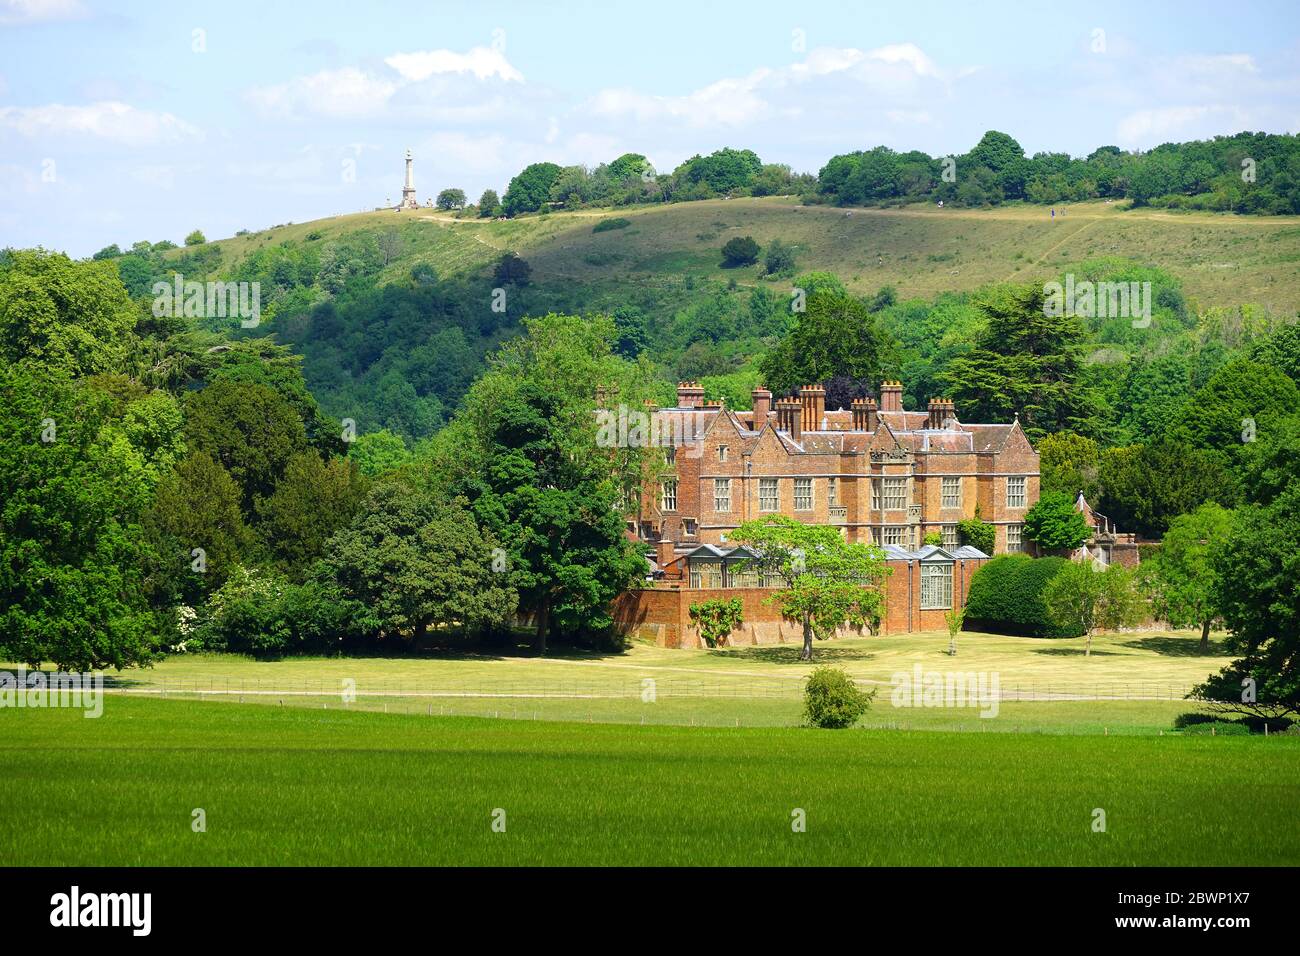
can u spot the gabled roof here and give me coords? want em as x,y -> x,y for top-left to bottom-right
881,544 -> 990,561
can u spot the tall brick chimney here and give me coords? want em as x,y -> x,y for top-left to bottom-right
676,381 -> 704,408
851,396 -> 878,431
927,397 -> 956,429
751,386 -> 772,427
799,384 -> 826,435
880,380 -> 904,412
776,399 -> 802,440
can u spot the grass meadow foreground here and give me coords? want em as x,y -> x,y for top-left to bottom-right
2,696 -> 1298,867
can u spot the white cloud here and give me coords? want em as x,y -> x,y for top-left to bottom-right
246,67 -> 398,120
0,0 -> 88,26
1115,105 -> 1261,146
0,101 -> 202,145
589,70 -> 772,128
384,47 -> 523,83
246,47 -> 528,123
585,44 -> 950,131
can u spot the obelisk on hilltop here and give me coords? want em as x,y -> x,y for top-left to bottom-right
398,148 -> 419,210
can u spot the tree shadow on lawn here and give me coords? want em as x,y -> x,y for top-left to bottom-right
1117,635 -> 1230,657
1029,647 -> 1124,658
710,645 -> 877,665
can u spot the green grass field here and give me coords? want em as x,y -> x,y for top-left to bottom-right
2,696 -> 1296,866
198,197 -> 1300,313
82,628 -> 1237,734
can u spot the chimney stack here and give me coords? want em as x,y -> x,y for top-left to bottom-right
676,381 -> 704,408
751,386 -> 772,427
799,384 -> 826,435
776,399 -> 802,441
851,396 -> 879,431
655,538 -> 676,571
880,380 -> 904,413
927,397 -> 956,429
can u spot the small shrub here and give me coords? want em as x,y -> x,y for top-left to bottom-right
721,236 -> 759,267
763,238 -> 797,276
803,666 -> 874,729
592,217 -> 631,233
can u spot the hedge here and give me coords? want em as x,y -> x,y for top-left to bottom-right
964,554 -> 1082,637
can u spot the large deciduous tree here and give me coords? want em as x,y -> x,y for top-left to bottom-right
0,368 -> 159,670
731,516 -> 889,661
1192,415 -> 1300,721
324,483 -> 516,643
434,314 -> 654,654
1141,503 -> 1233,653
0,249 -> 138,378
1042,561 -> 1142,657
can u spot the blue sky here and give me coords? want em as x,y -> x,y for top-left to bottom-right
2,0 -> 1298,256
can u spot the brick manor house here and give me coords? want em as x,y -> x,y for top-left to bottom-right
612,380 -> 1043,647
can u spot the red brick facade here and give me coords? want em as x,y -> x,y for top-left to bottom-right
613,551 -> 988,648
632,379 -> 1040,559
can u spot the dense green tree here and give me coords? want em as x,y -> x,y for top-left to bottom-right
183,379 -> 310,510
1141,503 -> 1233,653
477,189 -> 501,217
1022,491 -> 1092,551
0,368 -> 158,670
1195,484 -> 1300,720
347,429 -> 411,477
1037,431 -> 1101,500
941,283 -> 1097,441
721,236 -> 760,267
257,453 -> 367,575
607,152 -> 651,182
144,451 -> 252,604
1166,358 -> 1300,463
493,252 -> 533,286
760,287 -> 895,396
435,314 -> 653,653
1249,322 -> 1300,384
325,483 -> 516,643
1097,441 -> 1233,538
184,230 -> 206,246
435,188 -> 467,210
0,249 -> 138,377
676,148 -> 762,194
503,162 -> 562,216
731,515 -> 889,661
764,239 -> 797,276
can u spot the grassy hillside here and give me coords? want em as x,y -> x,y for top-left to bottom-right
204,197 -> 1300,314
4,696 -> 1297,865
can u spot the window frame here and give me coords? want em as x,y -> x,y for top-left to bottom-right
1007,476 -> 1027,509
660,478 -> 677,512
713,477 -> 731,513
941,476 -> 961,509
920,563 -> 954,610
794,477 -> 813,511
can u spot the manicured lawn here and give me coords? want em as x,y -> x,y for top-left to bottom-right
2,697 -> 1297,866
